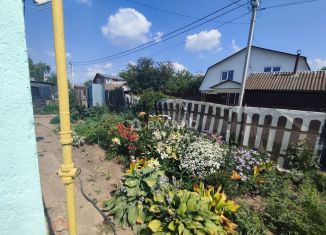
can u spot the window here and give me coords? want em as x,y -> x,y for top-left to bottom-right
221,70 -> 234,81
264,66 -> 281,72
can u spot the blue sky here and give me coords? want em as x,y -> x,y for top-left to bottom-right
24,0 -> 326,84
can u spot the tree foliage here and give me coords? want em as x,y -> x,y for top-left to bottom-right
28,58 -> 51,82
119,57 -> 203,99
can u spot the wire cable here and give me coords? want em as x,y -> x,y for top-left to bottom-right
76,169 -> 117,235
74,0 -> 249,65
121,0 -> 249,24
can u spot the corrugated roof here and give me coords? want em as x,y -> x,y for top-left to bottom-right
245,71 -> 326,91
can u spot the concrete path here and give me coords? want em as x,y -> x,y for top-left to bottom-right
35,115 -> 133,235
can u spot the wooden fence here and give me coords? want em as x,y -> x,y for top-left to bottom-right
156,99 -> 326,167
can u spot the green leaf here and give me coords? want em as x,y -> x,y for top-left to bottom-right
187,198 -> 197,212
178,223 -> 185,234
128,204 -> 137,225
143,178 -> 157,188
168,221 -> 176,231
127,187 -> 140,197
148,220 -> 162,232
141,167 -> 155,175
149,205 -> 161,213
183,228 -> 191,235
204,220 -> 219,235
136,204 -> 145,224
125,178 -> 140,188
177,203 -> 187,216
153,193 -> 165,203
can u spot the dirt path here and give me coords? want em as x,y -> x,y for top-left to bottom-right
35,115 -> 133,235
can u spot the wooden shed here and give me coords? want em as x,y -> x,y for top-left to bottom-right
244,71 -> 326,112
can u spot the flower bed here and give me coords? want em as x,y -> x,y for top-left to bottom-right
75,112 -> 326,234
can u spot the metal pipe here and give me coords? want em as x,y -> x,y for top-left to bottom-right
51,0 -> 77,234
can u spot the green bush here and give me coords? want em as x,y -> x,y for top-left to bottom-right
283,140 -> 319,172
34,102 -> 59,115
263,182 -> 326,235
137,90 -> 168,113
50,115 -> 60,124
235,204 -> 266,235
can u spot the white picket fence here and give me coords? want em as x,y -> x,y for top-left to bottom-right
156,99 -> 326,166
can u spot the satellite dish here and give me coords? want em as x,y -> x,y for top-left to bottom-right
33,0 -> 51,6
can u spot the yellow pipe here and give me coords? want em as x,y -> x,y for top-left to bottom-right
51,0 -> 77,234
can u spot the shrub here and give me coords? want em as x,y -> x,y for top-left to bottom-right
103,159 -> 165,232
34,102 -> 59,115
145,183 -> 239,234
283,140 -> 319,172
137,90 -> 168,113
180,136 -> 226,178
235,204 -> 266,235
50,115 -> 60,124
263,182 -> 326,235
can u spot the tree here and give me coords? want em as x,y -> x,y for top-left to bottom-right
29,58 -> 51,82
46,72 -> 57,86
321,67 -> 326,71
119,57 -> 174,94
83,79 -> 93,86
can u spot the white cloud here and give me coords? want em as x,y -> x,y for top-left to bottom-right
128,60 -> 136,66
231,39 -> 240,52
308,58 -> 326,70
86,63 -> 113,78
75,0 -> 92,6
172,62 -> 187,72
185,29 -> 222,52
101,8 -> 152,47
154,31 -> 163,42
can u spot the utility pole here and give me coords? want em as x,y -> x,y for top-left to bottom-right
238,0 -> 260,106
69,61 -> 74,89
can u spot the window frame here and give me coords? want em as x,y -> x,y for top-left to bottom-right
221,70 -> 234,81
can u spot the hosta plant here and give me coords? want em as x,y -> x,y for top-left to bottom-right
144,184 -> 239,235
103,159 -> 165,231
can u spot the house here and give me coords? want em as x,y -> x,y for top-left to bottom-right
243,70 -> 326,112
199,46 -> 311,105
30,81 -> 56,107
93,73 -> 130,93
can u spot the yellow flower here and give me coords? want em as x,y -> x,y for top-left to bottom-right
138,112 -> 146,117
231,171 -> 241,180
112,137 -> 121,145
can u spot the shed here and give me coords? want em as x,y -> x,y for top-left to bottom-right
243,71 -> 326,111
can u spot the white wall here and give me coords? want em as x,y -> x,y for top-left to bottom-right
200,47 -> 310,91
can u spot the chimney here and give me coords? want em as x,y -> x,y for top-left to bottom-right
293,50 -> 301,73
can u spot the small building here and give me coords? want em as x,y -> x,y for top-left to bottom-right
200,46 -> 310,104
243,70 -> 326,112
93,73 -> 130,93
73,85 -> 87,107
30,81 -> 56,107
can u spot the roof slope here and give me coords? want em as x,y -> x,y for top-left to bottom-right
206,46 -> 310,71
245,71 -> 326,91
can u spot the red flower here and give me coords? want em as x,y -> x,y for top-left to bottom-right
127,145 -> 136,150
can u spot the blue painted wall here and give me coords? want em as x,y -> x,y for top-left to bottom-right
0,1 -> 46,234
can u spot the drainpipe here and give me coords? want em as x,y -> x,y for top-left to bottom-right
293,50 -> 301,73
51,1 -> 77,235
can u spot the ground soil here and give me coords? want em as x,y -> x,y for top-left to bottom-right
35,115 -> 133,235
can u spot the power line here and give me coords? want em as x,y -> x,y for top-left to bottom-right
260,0 -> 318,11
73,0 -> 249,65
122,0 -> 249,24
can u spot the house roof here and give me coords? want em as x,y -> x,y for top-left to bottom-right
93,73 -> 124,82
210,80 -> 241,89
206,46 -> 311,71
245,71 -> 326,92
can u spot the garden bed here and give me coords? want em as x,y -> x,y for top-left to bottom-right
72,110 -> 326,235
